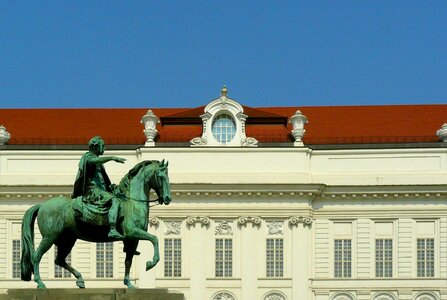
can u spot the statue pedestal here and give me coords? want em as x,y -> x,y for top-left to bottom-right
0,289 -> 184,300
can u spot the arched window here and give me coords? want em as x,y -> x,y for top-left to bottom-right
212,291 -> 236,300
212,114 -> 236,143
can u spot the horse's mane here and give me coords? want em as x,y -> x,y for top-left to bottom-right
118,160 -> 158,194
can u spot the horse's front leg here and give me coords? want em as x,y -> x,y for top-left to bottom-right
123,228 -> 159,271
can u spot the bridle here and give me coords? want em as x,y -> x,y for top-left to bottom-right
128,165 -> 164,208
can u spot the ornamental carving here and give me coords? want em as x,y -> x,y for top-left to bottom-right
264,292 -> 286,300
288,216 -> 313,226
238,216 -> 261,227
215,221 -> 233,235
213,292 -> 235,300
149,217 -> 160,227
164,221 -> 182,235
186,216 -> 210,227
266,221 -> 283,235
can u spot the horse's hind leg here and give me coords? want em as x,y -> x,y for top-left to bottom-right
32,237 -> 55,288
55,238 -> 85,288
123,240 -> 138,288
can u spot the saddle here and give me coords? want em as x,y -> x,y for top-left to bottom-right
72,196 -> 110,226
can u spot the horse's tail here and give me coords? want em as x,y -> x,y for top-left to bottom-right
20,204 -> 40,281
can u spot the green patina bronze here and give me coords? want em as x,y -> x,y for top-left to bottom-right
20,136 -> 172,289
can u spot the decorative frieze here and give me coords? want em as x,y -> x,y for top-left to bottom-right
289,216 -> 313,226
215,221 -> 233,235
164,221 -> 182,235
186,216 -> 210,227
238,216 -> 261,227
266,221 -> 284,235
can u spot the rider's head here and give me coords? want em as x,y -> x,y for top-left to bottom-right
88,136 -> 105,155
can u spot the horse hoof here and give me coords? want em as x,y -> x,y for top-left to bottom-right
37,283 -> 47,289
76,280 -> 85,289
146,261 -> 154,271
124,279 -> 135,288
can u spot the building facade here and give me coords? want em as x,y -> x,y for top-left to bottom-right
1,89 -> 447,300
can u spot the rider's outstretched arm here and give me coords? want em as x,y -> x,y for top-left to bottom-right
90,156 -> 126,165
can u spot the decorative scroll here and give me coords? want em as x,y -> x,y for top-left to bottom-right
215,221 -> 233,235
266,221 -> 283,235
238,216 -> 261,227
186,216 -> 210,227
164,221 -> 182,235
288,216 -> 312,226
148,217 -> 160,227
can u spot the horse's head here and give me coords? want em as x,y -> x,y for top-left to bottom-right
149,160 -> 172,205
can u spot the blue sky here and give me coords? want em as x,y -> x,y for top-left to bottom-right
0,1 -> 446,108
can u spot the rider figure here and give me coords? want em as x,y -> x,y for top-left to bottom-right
72,136 -> 126,239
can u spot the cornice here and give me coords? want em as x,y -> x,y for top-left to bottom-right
1,184 -> 446,202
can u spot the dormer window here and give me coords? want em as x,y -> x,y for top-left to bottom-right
190,87 -> 258,147
212,114 -> 236,144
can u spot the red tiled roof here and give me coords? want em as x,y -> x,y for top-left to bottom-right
0,104 -> 446,145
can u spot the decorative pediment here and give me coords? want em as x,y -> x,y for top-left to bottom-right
190,87 -> 258,147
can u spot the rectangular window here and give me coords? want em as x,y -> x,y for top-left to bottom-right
375,239 -> 392,277
266,238 -> 283,277
334,239 -> 351,278
54,247 -> 72,278
417,238 -> 434,277
96,242 -> 113,278
12,240 -> 21,278
215,238 -> 232,277
164,238 -> 181,277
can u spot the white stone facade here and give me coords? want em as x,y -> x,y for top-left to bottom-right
0,145 -> 446,300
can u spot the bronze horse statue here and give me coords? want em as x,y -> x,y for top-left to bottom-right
20,160 -> 171,289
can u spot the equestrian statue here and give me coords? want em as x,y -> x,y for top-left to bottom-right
20,136 -> 172,289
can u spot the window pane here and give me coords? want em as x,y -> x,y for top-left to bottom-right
417,238 -> 435,277
212,114 -> 236,143
96,242 -> 113,278
334,239 -> 351,278
266,238 -> 284,277
12,240 -> 21,278
165,238 -> 181,277
375,239 -> 392,277
215,239 -> 232,277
